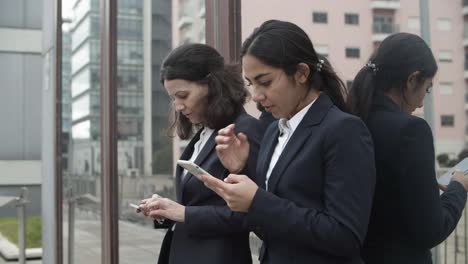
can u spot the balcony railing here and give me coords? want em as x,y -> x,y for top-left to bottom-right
433,178 -> 468,264
371,0 -> 400,9
373,23 -> 399,34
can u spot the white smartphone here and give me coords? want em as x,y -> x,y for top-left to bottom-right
129,203 -> 146,213
130,202 -> 164,223
438,158 -> 468,186
177,160 -> 214,178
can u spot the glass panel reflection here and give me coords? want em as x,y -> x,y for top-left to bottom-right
116,0 -> 205,263
62,0 -> 102,263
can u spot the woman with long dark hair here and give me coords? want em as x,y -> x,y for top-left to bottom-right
347,32 -> 468,263
139,43 -> 265,264
199,20 -> 376,264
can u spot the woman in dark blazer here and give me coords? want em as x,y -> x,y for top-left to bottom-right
200,20 -> 376,264
347,32 -> 468,264
139,44 -> 265,264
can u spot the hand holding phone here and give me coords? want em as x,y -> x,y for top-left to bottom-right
131,201 -> 165,223
129,203 -> 147,213
438,158 -> 468,186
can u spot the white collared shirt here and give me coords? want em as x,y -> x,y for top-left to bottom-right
265,96 -> 319,190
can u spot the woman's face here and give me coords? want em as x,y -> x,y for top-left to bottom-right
164,79 -> 208,124
242,54 -> 309,119
403,76 -> 433,113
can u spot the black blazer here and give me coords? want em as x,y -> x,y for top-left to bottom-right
246,94 -> 376,264
362,94 -> 467,264
156,111 -> 265,264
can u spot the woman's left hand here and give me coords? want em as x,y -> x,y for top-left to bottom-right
200,173 -> 258,212
144,197 -> 186,223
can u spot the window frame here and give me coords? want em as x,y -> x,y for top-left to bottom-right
313,11 -> 328,24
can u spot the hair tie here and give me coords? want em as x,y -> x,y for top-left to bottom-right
316,59 -> 324,72
366,61 -> 378,75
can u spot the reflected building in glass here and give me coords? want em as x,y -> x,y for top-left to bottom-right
177,0 -> 205,44
62,21 -> 73,173
68,0 -> 173,197
171,0 -> 206,162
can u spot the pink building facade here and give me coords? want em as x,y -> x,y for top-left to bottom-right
242,0 -> 467,157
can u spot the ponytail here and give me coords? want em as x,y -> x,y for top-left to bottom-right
347,66 -> 376,120
314,58 -> 347,112
347,33 -> 438,120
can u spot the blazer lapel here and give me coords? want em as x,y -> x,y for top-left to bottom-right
175,130 -> 201,203
179,130 -> 218,201
193,130 -> 217,166
267,94 -> 333,193
256,127 -> 279,189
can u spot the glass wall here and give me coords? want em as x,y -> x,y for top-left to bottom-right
61,0 -> 102,262
115,0 -> 205,262
60,0 -> 206,263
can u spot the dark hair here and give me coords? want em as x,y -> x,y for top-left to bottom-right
241,20 -> 347,111
347,33 -> 438,119
161,43 -> 249,139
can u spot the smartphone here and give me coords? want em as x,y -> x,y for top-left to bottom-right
177,160 -> 214,179
129,203 -> 146,213
130,203 -> 164,223
438,158 -> 468,186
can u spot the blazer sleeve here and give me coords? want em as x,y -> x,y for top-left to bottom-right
394,117 -> 466,248
184,115 -> 265,236
246,116 -> 376,257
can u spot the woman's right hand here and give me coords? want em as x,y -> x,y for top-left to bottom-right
215,124 -> 250,173
139,194 -> 164,222
451,170 -> 468,192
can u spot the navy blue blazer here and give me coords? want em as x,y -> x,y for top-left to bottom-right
156,111 -> 266,264
246,94 -> 376,264
362,94 -> 467,264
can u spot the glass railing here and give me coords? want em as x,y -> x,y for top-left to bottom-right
433,173 -> 468,264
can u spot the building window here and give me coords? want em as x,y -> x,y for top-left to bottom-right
437,18 -> 452,31
345,48 -> 360,58
345,13 -> 359,25
464,21 -> 468,38
441,115 -> 455,127
408,16 -> 420,30
439,82 -> 454,95
315,44 -> 329,58
373,15 -> 396,34
439,50 -> 453,63
465,85 -> 468,103
313,12 -> 328,24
